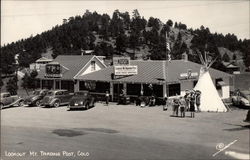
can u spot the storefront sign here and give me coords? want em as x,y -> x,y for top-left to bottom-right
179,72 -> 198,80
114,65 -> 138,75
113,57 -> 130,66
45,64 -> 62,78
44,73 -> 62,78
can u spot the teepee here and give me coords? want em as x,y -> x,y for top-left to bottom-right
194,51 -> 227,112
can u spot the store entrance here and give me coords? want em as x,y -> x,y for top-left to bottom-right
113,83 -> 123,102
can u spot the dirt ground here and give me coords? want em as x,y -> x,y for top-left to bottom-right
1,103 -> 249,160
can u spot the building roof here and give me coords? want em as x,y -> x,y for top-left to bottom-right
76,60 -> 231,84
36,57 -> 53,63
37,55 -> 94,80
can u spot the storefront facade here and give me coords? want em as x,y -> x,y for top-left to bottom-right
36,55 -> 107,92
75,59 -> 232,101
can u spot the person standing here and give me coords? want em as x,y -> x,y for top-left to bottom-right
184,90 -> 190,111
105,91 -> 110,106
173,98 -> 180,117
179,97 -> 186,117
190,93 -> 195,118
163,97 -> 168,111
195,91 -> 201,112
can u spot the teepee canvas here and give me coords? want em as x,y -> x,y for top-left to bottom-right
194,52 -> 227,112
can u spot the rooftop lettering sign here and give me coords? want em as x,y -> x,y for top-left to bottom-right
113,57 -> 130,66
45,63 -> 62,78
114,65 -> 138,76
179,69 -> 198,80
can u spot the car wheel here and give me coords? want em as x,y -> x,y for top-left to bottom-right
85,103 -> 89,110
18,100 -> 24,107
53,101 -> 60,108
0,103 -> 4,109
35,100 -> 41,107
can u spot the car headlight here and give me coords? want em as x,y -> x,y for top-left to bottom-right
80,101 -> 83,105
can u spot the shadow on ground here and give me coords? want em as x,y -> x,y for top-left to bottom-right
52,128 -> 119,137
223,123 -> 250,131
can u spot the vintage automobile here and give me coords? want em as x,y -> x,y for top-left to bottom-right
231,90 -> 250,108
41,90 -> 73,107
24,89 -> 49,106
68,91 -> 95,110
0,92 -> 24,109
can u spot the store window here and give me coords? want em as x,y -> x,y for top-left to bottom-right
215,78 -> 223,90
168,83 -> 180,97
127,84 -> 141,96
91,61 -> 96,71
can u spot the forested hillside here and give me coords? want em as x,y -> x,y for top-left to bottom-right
1,9 -> 250,76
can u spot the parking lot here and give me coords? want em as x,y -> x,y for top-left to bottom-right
1,103 -> 250,160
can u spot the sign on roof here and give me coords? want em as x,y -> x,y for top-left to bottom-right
45,64 -> 62,78
113,57 -> 130,66
114,65 -> 138,76
179,69 -> 198,80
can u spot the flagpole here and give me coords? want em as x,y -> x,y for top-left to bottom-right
165,32 -> 170,98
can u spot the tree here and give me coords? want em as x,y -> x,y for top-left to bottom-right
232,53 -> 237,61
115,33 -> 127,54
148,17 -> 160,30
0,77 -> 3,89
129,31 -> 140,59
166,19 -> 173,27
21,70 -> 38,95
174,22 -> 178,28
6,77 -> 18,95
222,53 -> 230,62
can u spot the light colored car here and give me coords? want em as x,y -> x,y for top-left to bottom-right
0,92 -> 24,109
231,90 -> 250,107
41,90 -> 73,107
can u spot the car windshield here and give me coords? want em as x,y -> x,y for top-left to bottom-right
74,92 -> 88,96
33,91 -> 40,95
47,91 -> 54,96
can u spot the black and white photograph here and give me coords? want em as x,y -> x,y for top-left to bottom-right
1,0 -> 250,159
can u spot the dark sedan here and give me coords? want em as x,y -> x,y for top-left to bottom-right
68,91 -> 95,110
24,89 -> 49,106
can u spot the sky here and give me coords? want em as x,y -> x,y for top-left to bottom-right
1,0 -> 249,46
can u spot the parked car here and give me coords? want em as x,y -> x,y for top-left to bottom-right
24,89 -> 49,106
68,91 -> 95,110
0,92 -> 24,109
41,90 -> 73,107
231,90 -> 250,108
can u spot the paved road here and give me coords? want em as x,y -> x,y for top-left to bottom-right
1,103 -> 249,160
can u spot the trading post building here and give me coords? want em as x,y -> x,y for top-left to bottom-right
36,55 -> 232,101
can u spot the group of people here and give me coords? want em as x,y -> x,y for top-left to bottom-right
164,90 -> 201,118
105,89 -> 201,119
